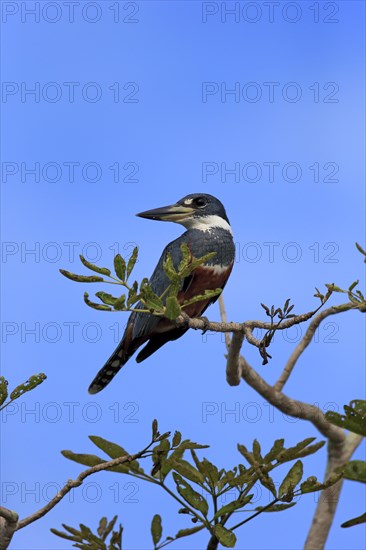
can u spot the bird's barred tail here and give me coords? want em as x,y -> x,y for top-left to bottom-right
88,343 -> 127,394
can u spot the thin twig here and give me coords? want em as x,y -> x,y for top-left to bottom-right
274,304 -> 356,392
239,355 -> 344,442
16,445 -> 153,532
218,295 -> 231,350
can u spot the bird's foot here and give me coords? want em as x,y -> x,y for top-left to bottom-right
200,316 -> 210,335
176,311 -> 190,329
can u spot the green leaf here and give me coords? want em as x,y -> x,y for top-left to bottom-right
97,517 -> 107,538
295,441 -> 325,459
237,443 -> 255,466
214,495 -> 252,519
61,450 -> 105,467
279,460 -> 303,498
355,242 -> 366,261
264,439 -> 284,463
103,515 -> 118,541
256,502 -> 296,512
323,470 -> 343,488
79,523 -> 103,544
95,292 -> 118,306
0,377 -> 8,406
173,473 -> 208,515
88,436 -> 129,459
60,269 -> 105,283
176,440 -> 210,451
172,431 -> 182,447
175,525 -> 204,538
277,437 -> 317,462
171,458 -> 205,485
213,524 -> 237,548
151,514 -> 162,545
50,527 -> 82,542
344,460 -> 366,483
9,373 -> 47,401
152,419 -> 159,438
79,255 -> 111,277
326,400 -> 366,436
114,254 -> 126,281
127,281 -> 139,307
300,476 -> 322,494
84,292 -> 112,311
200,458 -> 221,485
165,296 -> 182,320
140,284 -> 164,312
257,471 -> 277,498
114,295 -> 126,311
182,288 -> 222,308
253,439 -> 262,463
178,243 -> 191,272
151,439 -> 171,476
341,512 -> 366,528
62,524 -> 84,537
126,247 -> 138,279
189,251 -> 217,271
349,280 -> 359,292
227,471 -> 255,488
110,524 -> 123,548
163,253 -> 178,281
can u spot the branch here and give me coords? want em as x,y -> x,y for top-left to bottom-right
16,448 -> 151,532
226,332 -> 244,386
0,508 -> 18,550
239,355 -> 344,442
218,296 -> 244,386
274,303 -> 356,392
0,443 -> 156,550
304,432 -> 363,549
218,295 -> 231,350
175,302 -> 359,358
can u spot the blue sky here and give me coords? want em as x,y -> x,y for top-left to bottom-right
1,1 -> 365,549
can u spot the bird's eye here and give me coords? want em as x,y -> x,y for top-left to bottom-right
194,197 -> 207,208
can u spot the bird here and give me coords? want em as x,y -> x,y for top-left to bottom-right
88,193 -> 235,394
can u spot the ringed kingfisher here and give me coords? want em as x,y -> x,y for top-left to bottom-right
88,193 -> 235,394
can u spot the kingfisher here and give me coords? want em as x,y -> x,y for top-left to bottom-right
88,193 -> 235,394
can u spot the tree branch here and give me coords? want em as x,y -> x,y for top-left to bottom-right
274,303 -> 356,392
0,508 -> 18,550
304,432 -> 363,549
238,355 -> 345,442
226,332 -> 244,386
16,449 -> 151,532
0,442 -> 155,550
218,295 -> 231,351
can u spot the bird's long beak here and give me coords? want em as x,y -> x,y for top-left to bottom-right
136,202 -> 195,222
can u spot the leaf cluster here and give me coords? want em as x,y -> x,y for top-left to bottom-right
55,421 -> 341,549
60,245 -> 222,321
326,399 -> 366,529
259,298 -> 296,364
0,373 -> 47,412
50,516 -> 122,550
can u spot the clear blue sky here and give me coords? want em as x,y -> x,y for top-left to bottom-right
1,1 -> 365,549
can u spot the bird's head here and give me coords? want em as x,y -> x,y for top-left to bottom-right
136,193 -> 231,233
